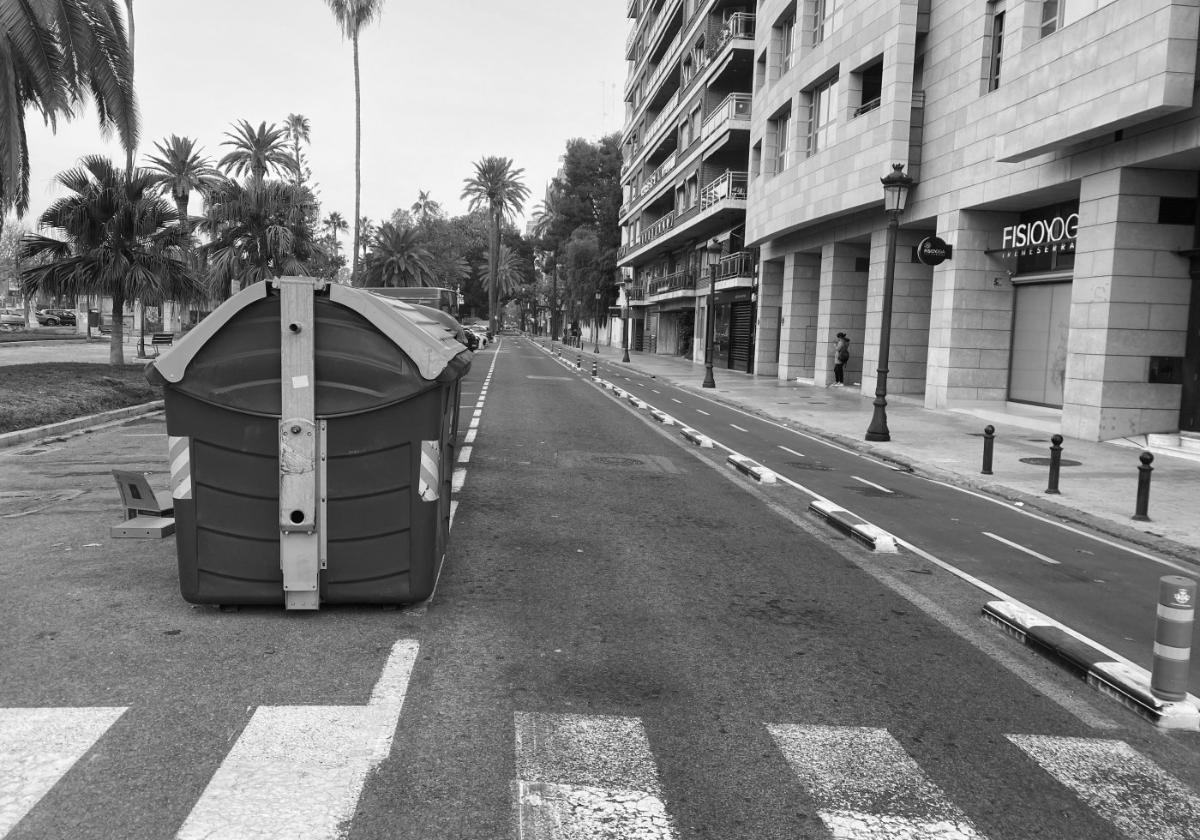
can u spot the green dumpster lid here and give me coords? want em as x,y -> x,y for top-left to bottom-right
150,279 -> 468,384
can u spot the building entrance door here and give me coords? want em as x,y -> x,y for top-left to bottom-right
1009,281 -> 1071,407
1181,275 -> 1200,431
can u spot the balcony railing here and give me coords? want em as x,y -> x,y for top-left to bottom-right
627,0 -> 637,18
640,151 -> 677,197
626,26 -> 639,58
627,284 -> 646,301
642,213 -> 676,242
715,12 -> 755,48
702,93 -> 752,140
699,170 -> 748,209
648,268 -> 697,296
716,250 -> 756,280
643,89 -> 680,147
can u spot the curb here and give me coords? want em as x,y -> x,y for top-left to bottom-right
0,401 -> 164,450
727,453 -> 778,484
982,600 -> 1200,730
808,499 -> 899,552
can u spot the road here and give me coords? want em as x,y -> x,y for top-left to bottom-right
583,348 -> 1200,697
0,335 -> 1197,839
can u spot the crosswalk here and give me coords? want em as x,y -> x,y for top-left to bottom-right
4,664 -> 1199,839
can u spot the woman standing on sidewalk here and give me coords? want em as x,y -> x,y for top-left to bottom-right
832,333 -> 850,386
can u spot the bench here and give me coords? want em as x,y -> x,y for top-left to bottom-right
98,325 -> 111,336
150,332 -> 175,354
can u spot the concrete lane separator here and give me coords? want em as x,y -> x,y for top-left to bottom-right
726,453 -> 778,485
649,409 -> 677,426
679,426 -> 714,448
808,499 -> 899,553
982,600 -> 1200,730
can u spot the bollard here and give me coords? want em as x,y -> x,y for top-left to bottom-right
1151,575 -> 1196,701
1045,433 -> 1063,494
592,359 -> 598,377
981,425 -> 995,475
1133,451 -> 1154,522
576,353 -> 581,369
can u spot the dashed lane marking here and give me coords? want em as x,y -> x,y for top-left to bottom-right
730,423 -> 748,432
983,531 -> 1061,565
778,445 -> 805,458
696,409 -> 710,416
851,475 -> 893,494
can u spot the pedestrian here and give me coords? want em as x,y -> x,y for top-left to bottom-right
570,320 -> 581,348
832,332 -> 850,386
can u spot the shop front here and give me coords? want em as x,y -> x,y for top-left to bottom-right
994,201 -> 1078,409
712,289 -> 755,372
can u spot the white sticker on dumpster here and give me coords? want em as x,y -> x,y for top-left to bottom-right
291,375 -> 310,389
418,440 -> 440,502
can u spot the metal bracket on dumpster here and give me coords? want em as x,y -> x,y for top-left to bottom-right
278,277 -> 321,610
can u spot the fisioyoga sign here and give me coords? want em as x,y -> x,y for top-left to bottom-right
1001,213 -> 1079,251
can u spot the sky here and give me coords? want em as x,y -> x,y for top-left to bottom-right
19,0 -> 630,243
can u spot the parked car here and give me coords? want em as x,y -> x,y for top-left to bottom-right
0,308 -> 25,329
35,308 -> 76,326
467,325 -> 489,348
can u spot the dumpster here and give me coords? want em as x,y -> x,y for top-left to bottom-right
145,277 -> 472,609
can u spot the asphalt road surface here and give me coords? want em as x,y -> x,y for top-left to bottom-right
0,336 -> 1198,839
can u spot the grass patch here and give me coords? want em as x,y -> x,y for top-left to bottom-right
0,363 -> 159,434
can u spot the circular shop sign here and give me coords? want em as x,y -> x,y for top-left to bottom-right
916,236 -> 950,266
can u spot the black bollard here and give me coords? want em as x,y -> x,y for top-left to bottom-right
1133,451 -> 1154,521
1045,433 -> 1063,494
982,425 -> 995,475
576,353 -> 581,368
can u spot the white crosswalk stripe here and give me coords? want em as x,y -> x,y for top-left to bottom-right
173,639 -> 418,840
0,706 -> 127,836
1007,734 -> 1200,839
513,712 -> 678,839
768,723 -> 986,839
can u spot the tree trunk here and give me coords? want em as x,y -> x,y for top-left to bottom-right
110,290 -> 125,367
351,34 -> 362,285
489,205 -> 500,335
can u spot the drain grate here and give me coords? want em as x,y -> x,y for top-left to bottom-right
1019,457 -> 1082,467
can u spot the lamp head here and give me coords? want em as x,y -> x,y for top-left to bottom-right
881,163 -> 914,214
705,238 -> 723,266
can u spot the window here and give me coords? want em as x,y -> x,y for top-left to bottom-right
853,59 -> 883,116
1041,0 -> 1117,37
775,9 -> 796,73
690,106 -> 702,143
806,76 -> 837,155
771,109 -> 791,174
751,140 -> 763,178
987,2 -> 1005,91
686,176 -> 698,208
811,0 -> 841,45
1040,0 -> 1060,36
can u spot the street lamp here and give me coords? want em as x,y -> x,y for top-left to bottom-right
865,163 -> 915,442
594,289 -> 602,354
702,238 -> 722,388
621,281 -> 631,362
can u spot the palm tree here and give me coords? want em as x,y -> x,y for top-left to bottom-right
144,135 -> 219,232
363,223 -> 436,287
358,216 -> 376,262
283,113 -> 312,187
481,244 -> 526,298
322,211 -> 348,257
411,190 -> 439,226
324,0 -> 385,285
18,156 -> 204,365
197,178 -> 322,298
0,0 -> 138,219
461,156 -> 530,335
218,120 -> 297,183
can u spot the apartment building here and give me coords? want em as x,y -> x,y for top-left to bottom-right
621,0 -> 1200,444
747,0 -> 1200,443
618,0 -> 757,370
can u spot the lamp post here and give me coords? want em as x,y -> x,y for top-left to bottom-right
865,163 -> 915,442
594,289 -> 602,353
622,281 -> 631,362
702,238 -> 722,388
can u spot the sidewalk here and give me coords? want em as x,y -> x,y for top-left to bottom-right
545,337 -> 1200,566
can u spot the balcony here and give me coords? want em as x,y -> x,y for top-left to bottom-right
701,93 -> 752,141
716,250 -> 755,281
627,284 -> 646,302
700,170 -> 747,210
626,26 -> 639,59
643,89 -> 680,148
627,0 -> 637,17
641,151 -> 677,197
648,268 -> 697,296
715,12 -> 755,49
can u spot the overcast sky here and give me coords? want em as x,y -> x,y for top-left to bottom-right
20,0 -> 629,241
